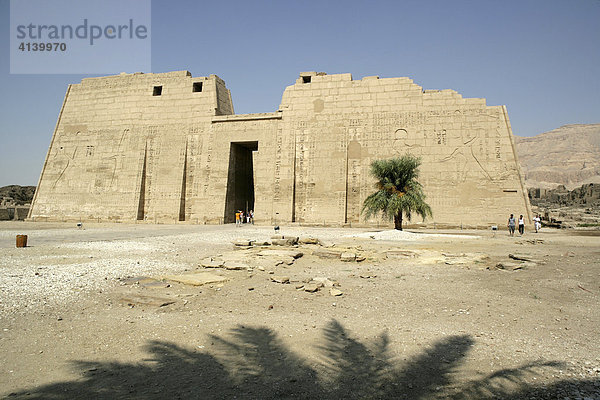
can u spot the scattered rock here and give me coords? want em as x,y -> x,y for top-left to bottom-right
200,258 -> 225,268
444,259 -> 467,265
524,239 -> 545,245
312,277 -> 337,287
492,262 -> 535,271
299,237 -> 320,245
257,266 -> 265,271
162,272 -> 228,286
330,288 -> 343,296
509,253 -> 541,263
284,257 -> 295,265
270,276 -> 290,284
233,240 -> 253,247
119,295 -> 175,307
253,240 -> 271,246
355,255 -> 366,262
271,237 -> 299,246
340,252 -> 356,262
359,274 -> 377,279
304,284 -> 320,293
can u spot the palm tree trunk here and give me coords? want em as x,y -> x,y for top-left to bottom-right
394,212 -> 403,230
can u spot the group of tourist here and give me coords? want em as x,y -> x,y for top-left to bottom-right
235,210 -> 254,226
507,213 -> 542,236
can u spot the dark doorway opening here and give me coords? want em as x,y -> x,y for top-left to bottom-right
224,141 -> 258,223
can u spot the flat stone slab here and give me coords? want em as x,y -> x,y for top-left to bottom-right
340,252 -> 356,262
271,237 -> 299,246
200,258 -> 225,268
162,272 -> 228,286
258,249 -> 303,259
385,250 -> 418,258
270,276 -> 290,284
223,261 -> 249,270
312,249 -> 342,259
304,283 -> 320,293
233,240 -> 253,246
299,237 -> 320,245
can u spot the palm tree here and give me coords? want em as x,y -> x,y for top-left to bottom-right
362,155 -> 432,230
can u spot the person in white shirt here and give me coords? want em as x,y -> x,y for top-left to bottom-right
518,215 -> 525,235
533,215 -> 541,233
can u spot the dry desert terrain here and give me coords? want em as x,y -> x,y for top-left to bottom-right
0,222 -> 598,399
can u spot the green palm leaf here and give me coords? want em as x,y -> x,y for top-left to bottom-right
362,154 -> 432,230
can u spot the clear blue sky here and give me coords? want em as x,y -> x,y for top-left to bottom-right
1,0 -> 599,187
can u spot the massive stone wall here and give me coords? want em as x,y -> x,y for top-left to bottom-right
29,70 -> 531,228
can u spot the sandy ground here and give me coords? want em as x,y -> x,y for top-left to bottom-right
0,221 -> 598,399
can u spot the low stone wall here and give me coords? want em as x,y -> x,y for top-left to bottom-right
0,206 -> 30,221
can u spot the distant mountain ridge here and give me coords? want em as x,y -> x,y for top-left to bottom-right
515,124 -> 600,190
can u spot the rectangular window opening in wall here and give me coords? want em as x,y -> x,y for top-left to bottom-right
302,76 -> 311,84
503,189 -> 518,193
193,82 -> 203,92
153,86 -> 162,96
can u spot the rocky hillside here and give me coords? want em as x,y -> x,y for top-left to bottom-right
515,124 -> 600,190
0,185 -> 36,206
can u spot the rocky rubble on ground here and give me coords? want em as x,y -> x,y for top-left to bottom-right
0,229 -> 550,317
153,233 -> 527,300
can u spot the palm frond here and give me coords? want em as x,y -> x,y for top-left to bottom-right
362,154 -> 432,223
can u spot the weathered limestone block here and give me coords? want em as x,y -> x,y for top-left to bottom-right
30,70 -> 531,228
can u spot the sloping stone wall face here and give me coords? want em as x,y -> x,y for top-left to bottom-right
29,71 -> 531,227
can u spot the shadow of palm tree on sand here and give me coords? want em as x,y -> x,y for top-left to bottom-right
7,319 -> 597,399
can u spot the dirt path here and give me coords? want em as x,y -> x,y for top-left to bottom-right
0,222 -> 598,399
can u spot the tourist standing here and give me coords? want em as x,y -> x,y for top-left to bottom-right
249,210 -> 254,224
507,214 -> 516,236
518,215 -> 525,236
235,211 -> 241,227
533,215 -> 541,233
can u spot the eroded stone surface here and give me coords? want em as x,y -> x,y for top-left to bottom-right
29,71 -> 531,228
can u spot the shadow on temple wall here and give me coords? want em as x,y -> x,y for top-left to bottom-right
7,320 -> 597,399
